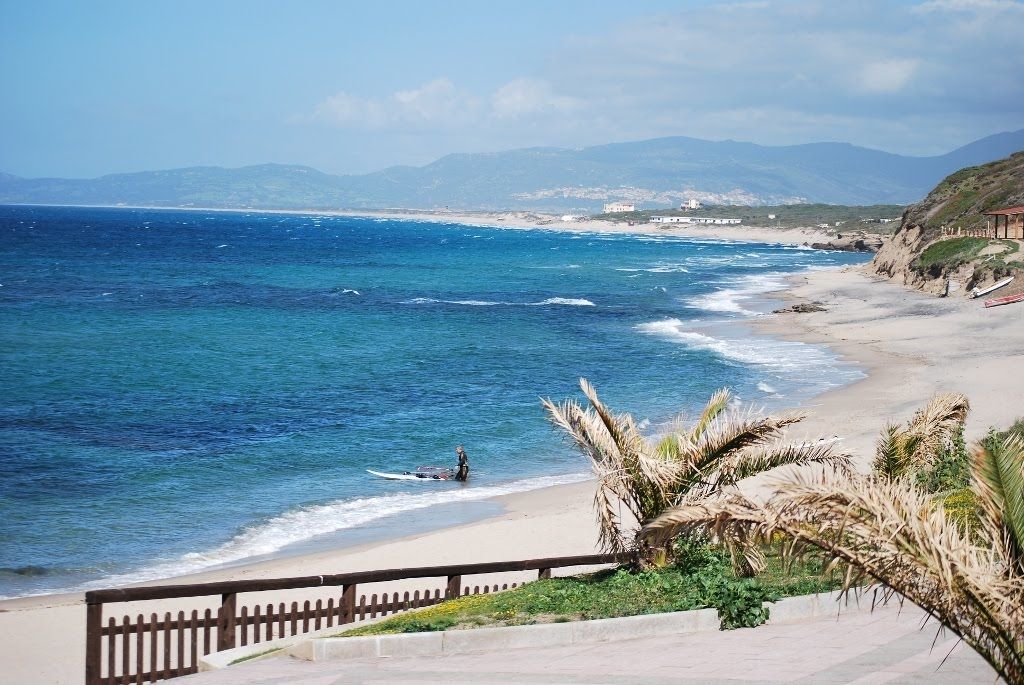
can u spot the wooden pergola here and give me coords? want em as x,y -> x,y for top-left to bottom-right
985,205 -> 1024,239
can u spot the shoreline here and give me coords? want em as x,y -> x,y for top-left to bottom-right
7,202 -> 839,246
6,254 -> 1021,685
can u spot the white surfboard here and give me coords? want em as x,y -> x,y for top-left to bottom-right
366,469 -> 449,481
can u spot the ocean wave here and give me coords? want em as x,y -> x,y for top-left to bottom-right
530,297 -> 595,307
83,472 -> 591,590
614,265 -> 690,274
636,318 -> 852,377
684,273 -> 789,316
403,297 -> 595,307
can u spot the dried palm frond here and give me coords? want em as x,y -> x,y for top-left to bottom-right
543,379 -> 834,560
873,393 -> 970,478
640,467 -> 1024,684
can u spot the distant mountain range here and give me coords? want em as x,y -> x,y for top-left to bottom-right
2,130 -> 1023,211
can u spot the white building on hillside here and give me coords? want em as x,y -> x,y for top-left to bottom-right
681,198 -> 701,210
651,216 -> 741,225
603,202 -> 635,213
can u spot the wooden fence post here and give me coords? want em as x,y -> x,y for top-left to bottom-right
217,593 -> 237,651
85,600 -> 102,685
446,575 -> 462,599
341,584 -> 356,624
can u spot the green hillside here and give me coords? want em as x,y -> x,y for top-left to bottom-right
871,152 -> 1024,295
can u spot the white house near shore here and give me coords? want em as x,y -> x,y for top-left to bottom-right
650,216 -> 741,225
603,202 -> 635,213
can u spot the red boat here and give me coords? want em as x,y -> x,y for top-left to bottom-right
984,292 -> 1024,308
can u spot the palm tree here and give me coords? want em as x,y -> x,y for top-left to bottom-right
641,433 -> 1024,683
542,378 -> 848,570
872,393 -> 969,478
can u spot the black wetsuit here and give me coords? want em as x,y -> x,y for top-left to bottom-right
455,451 -> 469,481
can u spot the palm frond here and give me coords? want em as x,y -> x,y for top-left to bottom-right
689,388 -> 732,444
641,470 -> 1024,685
903,392 -> 971,468
713,441 -> 851,491
873,423 -> 907,478
681,411 -> 806,489
973,434 -> 1024,571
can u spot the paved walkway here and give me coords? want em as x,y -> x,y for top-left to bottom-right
179,602 -> 998,684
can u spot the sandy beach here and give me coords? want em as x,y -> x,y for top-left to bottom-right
102,203 -> 839,246
4,255 -> 1023,684
333,208 -> 839,246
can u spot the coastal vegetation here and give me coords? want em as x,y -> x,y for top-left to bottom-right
641,399 -> 1024,685
336,539 -> 842,637
594,203 -> 905,232
337,390 -> 1024,682
873,151 -> 1024,294
541,379 -> 847,571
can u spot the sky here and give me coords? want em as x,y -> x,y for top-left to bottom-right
1,0 -> 1022,178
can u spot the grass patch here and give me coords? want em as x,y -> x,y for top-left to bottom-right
915,237 -> 990,274
228,647 -> 283,665
333,539 -> 841,638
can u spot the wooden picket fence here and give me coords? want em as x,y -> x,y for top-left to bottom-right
84,553 -> 628,684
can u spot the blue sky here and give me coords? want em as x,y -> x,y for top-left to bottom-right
1,0 -> 1022,177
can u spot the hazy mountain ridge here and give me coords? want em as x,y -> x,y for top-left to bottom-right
2,131 -> 1022,211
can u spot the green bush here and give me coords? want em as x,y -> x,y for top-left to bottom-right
917,427 -> 970,493
714,580 -> 776,630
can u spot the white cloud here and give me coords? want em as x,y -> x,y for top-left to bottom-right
313,78 -> 480,129
306,1 -> 1024,161
856,59 -> 920,94
491,78 -> 578,119
915,0 -> 1024,12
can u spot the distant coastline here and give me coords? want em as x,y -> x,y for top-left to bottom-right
3,201 -> 839,246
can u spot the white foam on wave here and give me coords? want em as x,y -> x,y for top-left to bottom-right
403,297 -> 595,307
757,381 -> 777,394
531,297 -> 595,307
614,265 -> 690,273
636,317 -> 853,378
85,472 -> 591,590
684,273 -> 789,317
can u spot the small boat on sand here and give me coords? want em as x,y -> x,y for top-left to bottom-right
984,291 -> 1024,308
972,276 -> 1014,299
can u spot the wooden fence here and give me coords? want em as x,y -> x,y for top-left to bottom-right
84,553 -> 628,684
942,226 -> 994,238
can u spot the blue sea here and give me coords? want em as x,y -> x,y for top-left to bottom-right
0,205 -> 868,598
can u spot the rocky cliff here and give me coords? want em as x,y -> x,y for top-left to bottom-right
870,152 -> 1024,296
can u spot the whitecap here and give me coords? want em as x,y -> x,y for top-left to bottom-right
684,273 -> 789,317
529,297 -> 595,307
403,297 -> 594,307
636,318 -> 860,382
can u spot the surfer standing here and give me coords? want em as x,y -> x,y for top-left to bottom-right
454,446 -> 469,482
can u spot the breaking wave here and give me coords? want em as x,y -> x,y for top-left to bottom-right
403,297 -> 595,307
